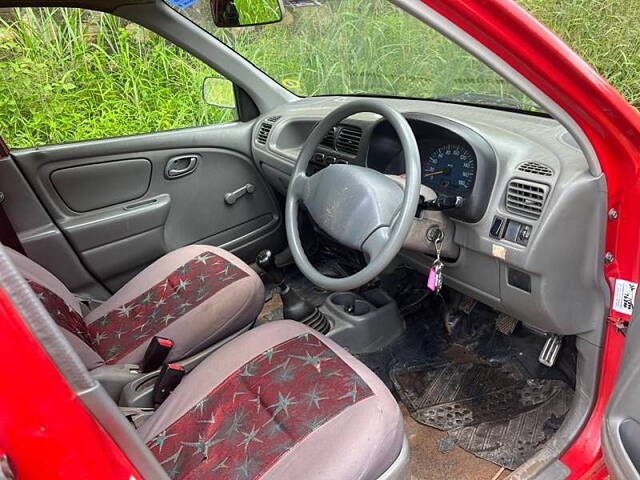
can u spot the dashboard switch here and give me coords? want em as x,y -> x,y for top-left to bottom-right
490,216 -> 505,238
504,220 -> 522,243
517,224 -> 532,246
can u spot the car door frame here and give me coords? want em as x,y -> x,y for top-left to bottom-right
0,1 -> 297,296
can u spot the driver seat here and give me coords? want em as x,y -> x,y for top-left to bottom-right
5,245 -> 264,369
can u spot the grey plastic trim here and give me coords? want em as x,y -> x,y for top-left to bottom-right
114,2 -> 296,114
323,289 -> 405,354
602,308 -> 640,480
0,243 -> 168,478
62,194 -> 171,251
50,158 -> 152,212
377,435 -> 410,480
390,0 -> 601,177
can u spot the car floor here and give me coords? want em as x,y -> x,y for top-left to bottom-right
257,255 -> 576,480
257,291 -> 513,479
402,404 -> 510,480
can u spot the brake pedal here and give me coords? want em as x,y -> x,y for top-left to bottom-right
539,334 -> 562,367
495,313 -> 518,335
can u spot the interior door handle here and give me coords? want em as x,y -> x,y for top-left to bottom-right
165,155 -> 199,179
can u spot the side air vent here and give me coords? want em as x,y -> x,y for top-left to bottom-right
336,126 -> 362,155
321,127 -> 336,149
517,161 -> 554,177
505,179 -> 549,220
256,121 -> 274,145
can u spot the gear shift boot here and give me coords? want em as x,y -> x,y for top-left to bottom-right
257,250 -> 330,333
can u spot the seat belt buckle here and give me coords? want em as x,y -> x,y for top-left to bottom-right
141,336 -> 174,373
152,363 -> 185,407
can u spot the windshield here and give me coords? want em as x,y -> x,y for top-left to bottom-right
171,0 -> 544,113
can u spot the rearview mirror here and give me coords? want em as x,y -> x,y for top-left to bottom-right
202,76 -> 235,109
210,0 -> 284,28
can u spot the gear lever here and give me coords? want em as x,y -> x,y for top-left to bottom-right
257,250 -> 330,333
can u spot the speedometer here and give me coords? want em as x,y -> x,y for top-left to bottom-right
422,143 -> 477,195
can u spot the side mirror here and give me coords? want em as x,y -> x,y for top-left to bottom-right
202,76 -> 235,109
210,0 -> 284,28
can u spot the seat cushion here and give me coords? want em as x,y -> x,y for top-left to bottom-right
84,245 -> 264,365
139,320 -> 404,480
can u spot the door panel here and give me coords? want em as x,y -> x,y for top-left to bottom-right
603,309 -> 640,479
9,123 -> 284,292
51,158 -> 152,212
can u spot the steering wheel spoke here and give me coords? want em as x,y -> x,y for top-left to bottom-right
361,227 -> 391,263
289,171 -> 310,201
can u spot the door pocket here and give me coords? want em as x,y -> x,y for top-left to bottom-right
51,158 -> 151,212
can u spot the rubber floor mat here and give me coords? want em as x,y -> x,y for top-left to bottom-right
390,362 -> 573,470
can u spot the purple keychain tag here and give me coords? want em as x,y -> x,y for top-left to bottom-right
427,266 -> 438,291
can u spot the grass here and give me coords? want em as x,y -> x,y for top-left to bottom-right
0,9 -> 232,147
520,0 -> 640,108
0,0 -> 639,147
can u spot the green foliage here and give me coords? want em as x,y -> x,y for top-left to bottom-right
213,1 -> 526,102
0,0 -> 639,148
235,0 -> 282,25
519,0 -> 640,108
0,8 -> 233,147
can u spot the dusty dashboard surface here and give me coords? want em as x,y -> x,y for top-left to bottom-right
252,96 -> 607,342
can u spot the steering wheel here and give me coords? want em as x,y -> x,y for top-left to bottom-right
285,99 -> 421,291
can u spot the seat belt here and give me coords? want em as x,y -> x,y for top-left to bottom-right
0,135 -> 25,254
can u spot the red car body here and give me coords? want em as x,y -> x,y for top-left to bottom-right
1,0 -> 640,478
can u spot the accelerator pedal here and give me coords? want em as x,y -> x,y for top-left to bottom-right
539,334 -> 563,367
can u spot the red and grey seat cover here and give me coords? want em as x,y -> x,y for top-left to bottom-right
139,320 -> 404,480
7,245 -> 264,369
8,247 -> 405,478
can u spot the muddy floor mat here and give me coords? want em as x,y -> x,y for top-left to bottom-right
390,362 -> 573,470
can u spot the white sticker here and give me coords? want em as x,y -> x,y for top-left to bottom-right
613,279 -> 638,315
492,244 -> 506,261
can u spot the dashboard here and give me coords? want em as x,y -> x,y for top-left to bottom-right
364,114 -> 496,222
250,96 -> 607,341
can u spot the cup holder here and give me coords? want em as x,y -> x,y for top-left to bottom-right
331,293 -> 371,316
331,293 -> 356,306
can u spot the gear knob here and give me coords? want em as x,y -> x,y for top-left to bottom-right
257,250 -> 284,285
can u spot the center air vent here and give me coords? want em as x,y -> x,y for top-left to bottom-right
321,127 -> 336,149
336,126 -> 362,155
505,179 -> 549,220
517,161 -> 554,177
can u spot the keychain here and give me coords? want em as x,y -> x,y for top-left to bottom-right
427,233 -> 444,293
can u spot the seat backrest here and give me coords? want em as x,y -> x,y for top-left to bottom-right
5,248 -> 104,369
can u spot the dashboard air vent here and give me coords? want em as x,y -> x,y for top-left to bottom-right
321,127 -> 336,149
267,115 -> 281,123
336,126 -> 362,155
517,161 -> 553,177
505,179 -> 549,220
256,120 -> 274,145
